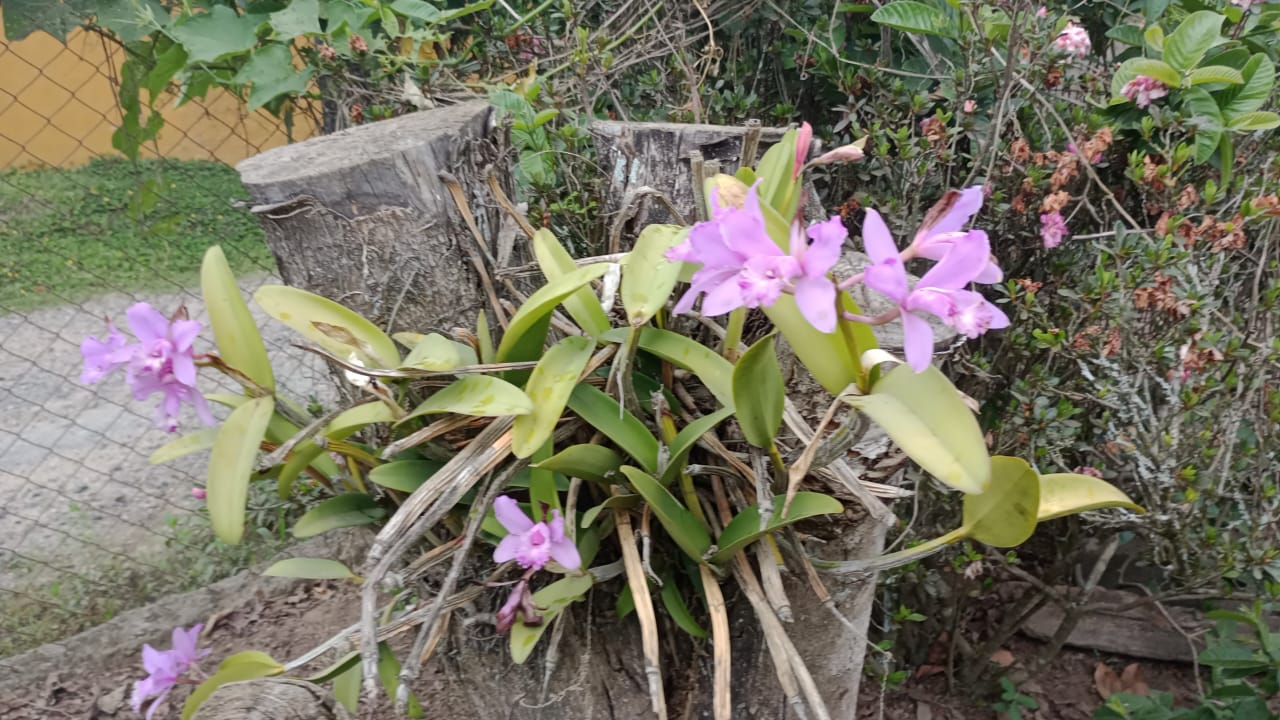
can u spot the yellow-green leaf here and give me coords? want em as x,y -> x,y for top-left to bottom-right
208,396 -> 275,544
962,456 -> 1039,548
709,492 -> 842,564
566,384 -> 659,473
277,442 -> 329,499
621,224 -> 686,326
181,651 -> 284,720
376,644 -> 424,718
509,574 -> 594,664
732,333 -> 784,449
149,428 -> 218,464
400,332 -> 477,371
402,375 -> 533,421
659,407 -> 734,487
292,493 -> 385,538
1038,473 -> 1145,522
253,285 -> 400,368
202,246 -> 274,391
262,557 -> 359,580
840,364 -> 990,494
660,574 -> 708,638
532,228 -> 610,337
534,444 -> 623,483
622,466 -> 712,562
326,401 -> 398,439
761,295 -> 863,394
332,659 -> 361,714
496,263 -> 609,362
1188,65 -> 1245,86
368,459 -> 443,493
513,336 -> 595,458
602,326 -> 734,408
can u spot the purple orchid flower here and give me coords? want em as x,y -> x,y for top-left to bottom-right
495,578 -> 545,634
862,209 -> 1010,372
788,216 -> 846,333
493,496 -> 581,572
910,186 -> 1002,285
80,302 -> 214,433
130,624 -> 211,720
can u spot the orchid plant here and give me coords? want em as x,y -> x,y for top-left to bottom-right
92,121 -> 1142,720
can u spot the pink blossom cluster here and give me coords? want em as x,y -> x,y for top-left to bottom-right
1121,75 -> 1169,108
1040,211 -> 1070,249
1054,22 -> 1091,57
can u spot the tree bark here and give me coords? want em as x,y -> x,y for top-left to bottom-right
236,101 -> 516,338
191,678 -> 351,720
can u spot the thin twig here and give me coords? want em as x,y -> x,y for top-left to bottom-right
613,491 -> 668,719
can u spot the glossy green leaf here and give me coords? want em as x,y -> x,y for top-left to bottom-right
531,228 -> 611,337
581,494 -> 642,527
1220,54 -> 1275,117
303,650 -> 359,684
208,396 -> 275,544
368,459 -> 443,493
149,428 -> 218,464
202,246 -> 273,391
376,644 -> 424,718
263,557 -> 359,580
254,285 -> 400,368
1037,473 -> 1145,521
1187,65 -> 1244,86
513,336 -> 595,458
761,294 -> 868,395
603,326 -> 734,408
1162,11 -> 1224,73
732,334 -> 785,449
1228,111 -> 1280,131
1184,87 -> 1225,164
1144,24 -> 1165,51
476,310 -> 495,364
962,456 -> 1039,548
622,466 -> 712,562
402,376 -> 533,422
400,333 -> 478,371
566,384 -> 659,473
292,493 -> 385,538
871,1 -> 955,37
277,441 -> 328,499
840,364 -> 990,494
528,441 -> 558,522
621,224 -> 686,326
510,574 -> 594,664
326,401 -> 398,439
181,650 -> 284,720
755,130 -> 799,215
709,492 -> 843,564
331,659 -> 361,714
661,574 -> 709,638
535,444 -> 623,484
659,407 -> 734,487
1105,24 -> 1145,47
496,263 -> 609,362
1110,58 -> 1181,97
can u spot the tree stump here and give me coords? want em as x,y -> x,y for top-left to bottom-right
190,678 -> 350,720
236,101 -> 516,337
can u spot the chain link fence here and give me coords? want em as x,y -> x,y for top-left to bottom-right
0,20 -> 335,659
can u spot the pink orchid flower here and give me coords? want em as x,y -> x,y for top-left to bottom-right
862,210 -> 1009,371
493,496 -> 581,572
909,186 -> 1002,284
131,624 -> 211,720
794,122 -> 813,176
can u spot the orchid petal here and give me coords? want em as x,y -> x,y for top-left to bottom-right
700,274 -> 748,317
922,186 -> 984,238
803,217 -> 846,277
494,533 -> 524,564
864,259 -> 909,304
493,496 -> 533,534
793,276 -> 837,334
861,209 -> 898,264
918,230 -> 990,290
549,537 -> 582,570
170,319 -> 202,352
126,303 -> 170,344
901,312 -> 936,372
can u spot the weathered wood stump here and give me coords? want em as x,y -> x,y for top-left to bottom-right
191,678 -> 350,720
237,101 -> 514,337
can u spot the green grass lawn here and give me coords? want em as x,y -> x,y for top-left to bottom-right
0,158 -> 273,312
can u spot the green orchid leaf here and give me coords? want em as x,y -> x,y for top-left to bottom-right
513,336 -> 595,458
709,492 -> 843,564
292,493 -> 385,538
496,263 -> 609,362
326,401 -> 398,439
581,494 -> 642,527
368,459 -> 443,493
840,364 -> 990,494
1038,473 -> 1145,521
400,333 -> 478,371
208,396 -> 275,544
962,456 -> 1040,548
535,444 -> 624,484
262,557 -> 360,580
661,573 -> 709,638
659,407 -> 734,487
566,384 -> 659,473
531,228 -> 611,337
732,333 -> 785,449
254,285 -> 400,368
509,574 -> 594,664
376,644 -> 424,718
621,224 -> 686,326
602,326 -> 734,408
202,246 -> 273,391
402,376 -> 533,422
181,651 -> 284,720
621,466 -> 712,562
149,428 -> 218,464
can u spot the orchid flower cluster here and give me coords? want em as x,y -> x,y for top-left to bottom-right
491,496 -> 581,633
80,302 -> 213,433
665,184 -> 1008,372
130,624 -> 211,720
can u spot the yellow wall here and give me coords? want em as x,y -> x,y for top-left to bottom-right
0,17 -> 316,169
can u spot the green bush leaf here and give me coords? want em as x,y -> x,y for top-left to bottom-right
1037,473 -> 1145,521
661,574 -> 709,638
269,0 -> 321,37
659,407 -> 735,487
368,459 -> 443,493
732,334 -> 785,449
621,466 -> 712,562
621,224 -> 686,326
1105,24 -> 1146,47
293,493 -> 385,538
234,43 -> 316,111
531,229 -> 611,337
167,5 -> 263,64
535,444 -> 623,484
1187,65 -> 1245,86
182,651 -> 284,720
208,396 -> 275,544
1162,11 -> 1225,72
513,336 -> 595,458
871,1 -> 955,37
263,557 -> 359,580
840,364 -> 990,494
326,401 -> 398,439
602,326 -> 734,408
149,428 -> 218,464
510,574 -> 594,663
1144,24 -> 1165,52
399,332 -> 478,371
202,246 -> 274,391
402,376 -> 533,421
1183,87 -> 1225,163
496,263 -> 609,362
1111,58 -> 1181,97
1227,110 -> 1280,131
962,456 -> 1040,548
1220,54 -> 1275,117
710,492 -> 843,564
254,285 -> 400,368
566,384 -> 659,473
